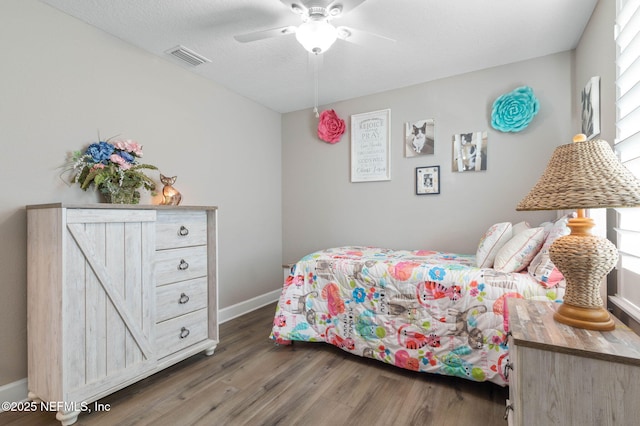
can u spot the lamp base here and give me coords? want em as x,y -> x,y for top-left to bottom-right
549,213 -> 618,331
554,302 -> 615,331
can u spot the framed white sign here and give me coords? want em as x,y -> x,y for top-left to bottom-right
350,109 -> 391,182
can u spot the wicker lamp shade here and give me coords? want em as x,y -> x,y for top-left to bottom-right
517,138 -> 640,211
517,135 -> 640,331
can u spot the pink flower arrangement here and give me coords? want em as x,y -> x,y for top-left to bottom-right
113,139 -> 144,157
65,136 -> 157,204
109,153 -> 132,170
317,109 -> 346,144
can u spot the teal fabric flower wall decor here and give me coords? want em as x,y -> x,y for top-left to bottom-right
491,86 -> 540,132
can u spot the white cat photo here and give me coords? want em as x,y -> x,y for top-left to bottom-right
405,118 -> 435,157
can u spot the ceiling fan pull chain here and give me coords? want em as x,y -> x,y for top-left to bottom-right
313,53 -> 320,118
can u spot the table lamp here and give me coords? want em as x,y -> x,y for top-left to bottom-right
516,134 -> 640,330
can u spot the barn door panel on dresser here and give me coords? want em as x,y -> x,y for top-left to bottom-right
63,209 -> 157,402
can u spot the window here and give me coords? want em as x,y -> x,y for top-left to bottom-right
613,0 -> 640,321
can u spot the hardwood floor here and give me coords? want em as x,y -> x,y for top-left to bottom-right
1,303 -> 508,426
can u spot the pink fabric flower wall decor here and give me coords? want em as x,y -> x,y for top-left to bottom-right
317,109 -> 346,144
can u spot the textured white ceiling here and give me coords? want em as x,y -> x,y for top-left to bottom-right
40,0 -> 598,113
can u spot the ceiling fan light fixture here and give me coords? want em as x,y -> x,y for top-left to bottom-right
295,19 -> 337,54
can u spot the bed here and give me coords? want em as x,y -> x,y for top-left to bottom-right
270,218 -> 569,386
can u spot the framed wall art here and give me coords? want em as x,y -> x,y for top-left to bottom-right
452,131 -> 487,172
405,118 -> 435,157
581,76 -> 600,140
416,166 -> 440,195
351,109 -> 391,182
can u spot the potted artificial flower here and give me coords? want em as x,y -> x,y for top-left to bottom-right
66,138 -> 157,204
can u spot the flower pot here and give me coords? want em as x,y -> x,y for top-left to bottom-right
100,185 -> 140,204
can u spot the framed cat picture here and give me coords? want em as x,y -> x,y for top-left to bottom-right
452,131 -> 487,172
405,118 -> 435,157
416,166 -> 440,195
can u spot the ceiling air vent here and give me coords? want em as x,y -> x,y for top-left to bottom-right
165,45 -> 211,67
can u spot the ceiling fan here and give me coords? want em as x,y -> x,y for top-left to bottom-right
234,0 -> 393,54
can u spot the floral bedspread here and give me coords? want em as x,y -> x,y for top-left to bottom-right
270,246 -> 564,386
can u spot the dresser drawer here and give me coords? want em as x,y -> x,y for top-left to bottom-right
156,308 -> 208,359
156,211 -> 207,250
156,277 -> 208,323
155,245 -> 208,285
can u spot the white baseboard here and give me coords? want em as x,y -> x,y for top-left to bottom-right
219,289 -> 280,323
0,378 -> 27,408
0,289 -> 281,408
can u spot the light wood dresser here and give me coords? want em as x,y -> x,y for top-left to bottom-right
506,298 -> 640,426
26,203 -> 218,426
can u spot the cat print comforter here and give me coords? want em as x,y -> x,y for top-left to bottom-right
270,246 -> 564,386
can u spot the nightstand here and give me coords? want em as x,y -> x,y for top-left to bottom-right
506,298 -> 640,426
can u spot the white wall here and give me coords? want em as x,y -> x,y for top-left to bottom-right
282,52 -> 572,263
0,0 -> 282,387
573,0 -> 615,145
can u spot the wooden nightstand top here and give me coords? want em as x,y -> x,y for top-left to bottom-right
508,298 -> 640,366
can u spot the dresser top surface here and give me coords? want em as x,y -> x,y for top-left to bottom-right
26,203 -> 217,211
508,298 -> 640,365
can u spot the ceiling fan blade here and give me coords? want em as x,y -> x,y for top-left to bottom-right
336,26 -> 395,47
279,0 -> 367,18
234,26 -> 297,43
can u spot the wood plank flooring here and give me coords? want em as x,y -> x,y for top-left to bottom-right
1,303 -> 508,425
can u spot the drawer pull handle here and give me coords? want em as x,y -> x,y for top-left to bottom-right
504,403 -> 513,420
178,259 -> 189,270
504,362 -> 513,380
179,225 -> 189,236
180,327 -> 190,339
178,293 -> 190,304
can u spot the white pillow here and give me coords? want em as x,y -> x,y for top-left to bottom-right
494,227 -> 545,273
512,221 -> 530,235
476,222 -> 513,268
528,216 -> 571,287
